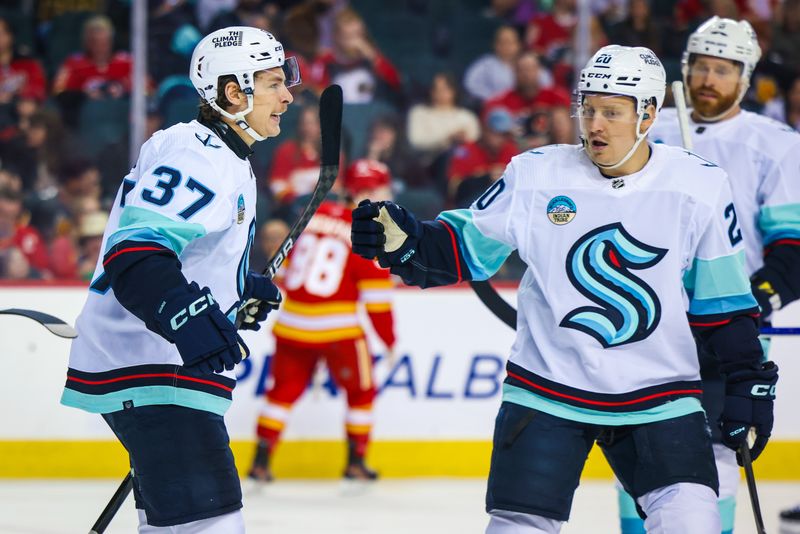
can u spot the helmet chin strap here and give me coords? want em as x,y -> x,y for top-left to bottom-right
584,113 -> 652,171
210,94 -> 267,142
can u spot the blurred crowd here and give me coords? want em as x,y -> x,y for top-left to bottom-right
1,0 -> 799,281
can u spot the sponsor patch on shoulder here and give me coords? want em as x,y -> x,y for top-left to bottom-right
547,195 -> 576,225
237,194 -> 245,224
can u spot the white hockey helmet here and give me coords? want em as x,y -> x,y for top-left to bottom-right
577,45 -> 666,170
189,26 -> 301,141
578,45 -> 666,116
681,16 -> 761,119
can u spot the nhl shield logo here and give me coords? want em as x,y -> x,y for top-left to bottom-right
237,194 -> 245,224
547,196 -> 576,225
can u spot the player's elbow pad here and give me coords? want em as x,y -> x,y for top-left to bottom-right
696,315 -> 764,374
103,240 -> 190,335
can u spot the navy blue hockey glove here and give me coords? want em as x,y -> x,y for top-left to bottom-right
236,271 -> 282,331
351,200 -> 422,268
154,282 -> 250,374
720,361 -> 778,465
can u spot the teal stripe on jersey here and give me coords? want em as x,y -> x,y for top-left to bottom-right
106,206 -> 206,257
688,293 -> 758,317
437,209 -> 513,280
60,386 -> 231,416
684,250 -> 748,299
684,250 -> 757,315
759,204 -> 800,245
106,228 -> 176,254
502,383 -> 703,426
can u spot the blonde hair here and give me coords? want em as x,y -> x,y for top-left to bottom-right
83,14 -> 113,41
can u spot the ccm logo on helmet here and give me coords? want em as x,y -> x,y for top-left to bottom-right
170,293 -> 217,331
212,31 -> 243,48
751,384 -> 776,396
587,73 -> 612,79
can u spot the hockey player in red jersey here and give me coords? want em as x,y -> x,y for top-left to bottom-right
250,159 -> 395,481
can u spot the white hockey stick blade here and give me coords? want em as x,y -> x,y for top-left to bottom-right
0,308 -> 78,338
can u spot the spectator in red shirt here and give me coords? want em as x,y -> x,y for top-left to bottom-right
312,7 -> 402,104
0,16 -> 47,142
525,0 -> 607,88
484,51 -> 574,146
52,15 -> 133,99
0,186 -> 49,277
268,105 -> 327,208
448,107 -> 519,208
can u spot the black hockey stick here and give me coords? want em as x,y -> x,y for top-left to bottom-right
740,433 -> 767,534
235,83 -> 343,328
470,281 -> 516,328
0,308 -> 77,338
89,85 -> 343,533
89,471 -> 133,534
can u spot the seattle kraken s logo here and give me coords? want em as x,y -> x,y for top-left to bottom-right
560,223 -> 667,348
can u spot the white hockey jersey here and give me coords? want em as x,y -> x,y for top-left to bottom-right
438,143 -> 758,425
61,120 -> 257,416
651,108 -> 800,276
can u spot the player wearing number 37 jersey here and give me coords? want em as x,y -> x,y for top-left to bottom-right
249,159 -> 396,482
60,27 -> 299,532
352,45 -> 778,534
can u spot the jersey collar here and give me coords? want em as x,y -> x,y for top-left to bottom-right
198,116 -> 254,160
582,142 -> 664,191
688,108 -> 746,137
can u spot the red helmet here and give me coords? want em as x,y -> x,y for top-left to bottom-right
343,159 -> 391,196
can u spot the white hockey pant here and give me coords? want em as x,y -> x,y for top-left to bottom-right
486,482 -> 719,534
137,509 -> 244,533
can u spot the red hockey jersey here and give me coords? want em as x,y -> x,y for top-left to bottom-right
273,201 -> 395,348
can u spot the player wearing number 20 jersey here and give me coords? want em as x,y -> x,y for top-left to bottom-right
352,46 -> 777,533
251,160 -> 395,481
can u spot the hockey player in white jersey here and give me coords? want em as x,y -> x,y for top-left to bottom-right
60,27 -> 299,532
352,45 -> 778,534
606,17 -> 800,534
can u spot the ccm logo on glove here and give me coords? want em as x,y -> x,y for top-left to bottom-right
751,384 -> 776,396
165,293 -> 216,331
